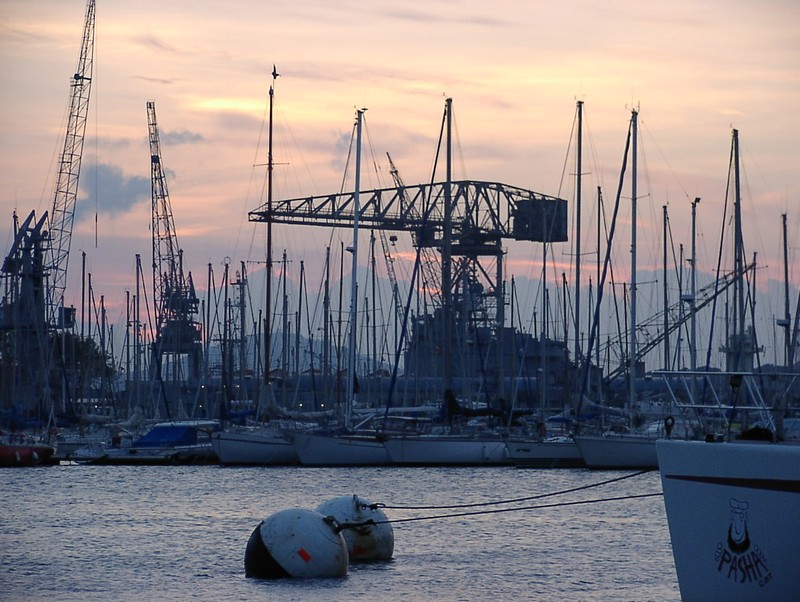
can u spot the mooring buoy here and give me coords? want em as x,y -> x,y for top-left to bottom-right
244,508 -> 349,579
316,495 -> 394,562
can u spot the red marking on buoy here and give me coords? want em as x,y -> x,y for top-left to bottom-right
298,548 -> 312,563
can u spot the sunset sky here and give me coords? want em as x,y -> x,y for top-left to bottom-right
1,0 -> 798,365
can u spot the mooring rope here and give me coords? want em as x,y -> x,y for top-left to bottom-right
370,469 -> 654,511
336,491 -> 662,532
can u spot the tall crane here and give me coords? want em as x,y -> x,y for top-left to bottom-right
250,100 -> 568,392
46,0 -> 95,328
250,134 -> 568,387
147,100 -> 202,410
0,0 -> 94,419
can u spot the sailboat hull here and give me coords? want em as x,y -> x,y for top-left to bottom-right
657,439 -> 800,601
383,435 -> 510,466
291,432 -> 390,466
574,433 -> 658,469
0,441 -> 56,467
212,427 -> 298,465
505,438 -> 585,468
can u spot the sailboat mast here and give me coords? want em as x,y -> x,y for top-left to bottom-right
629,109 -> 638,409
442,98 -> 454,390
345,108 -> 365,426
297,260 -> 304,376
370,231 -> 378,374
782,213 -> 791,365
264,66 -> 278,394
596,186 -> 602,389
541,207 -> 548,410
663,205 -> 670,370
323,246 -> 330,378
690,197 -> 699,373
733,129 -> 744,360
575,100 -> 583,364
135,254 -> 142,409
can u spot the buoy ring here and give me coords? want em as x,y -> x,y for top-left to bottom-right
664,415 -> 675,438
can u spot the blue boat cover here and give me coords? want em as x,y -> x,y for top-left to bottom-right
133,425 -> 210,447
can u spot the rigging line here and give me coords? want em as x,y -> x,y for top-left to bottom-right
703,139 -> 733,372
640,120 -> 691,202
556,106 -> 578,200
376,469 -> 653,510
339,492 -> 663,531
667,209 -> 689,369
452,108 -> 467,181
580,116 -> 631,405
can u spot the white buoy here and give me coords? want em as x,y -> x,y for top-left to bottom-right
316,495 -> 394,562
244,508 -> 349,579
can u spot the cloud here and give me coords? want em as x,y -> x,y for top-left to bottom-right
133,75 -> 178,85
77,162 -> 149,221
162,129 -> 205,145
380,7 -> 506,27
130,34 -> 177,54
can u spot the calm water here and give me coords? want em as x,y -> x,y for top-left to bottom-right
1,464 -> 679,601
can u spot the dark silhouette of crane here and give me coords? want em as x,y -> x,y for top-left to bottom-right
47,0 -> 95,329
147,100 -> 202,416
0,0 -> 95,420
249,100 -> 568,392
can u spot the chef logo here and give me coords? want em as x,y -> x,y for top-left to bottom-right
714,498 -> 772,587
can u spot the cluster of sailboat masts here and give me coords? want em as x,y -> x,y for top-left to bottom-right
5,1 -> 794,460
62,97 -> 784,425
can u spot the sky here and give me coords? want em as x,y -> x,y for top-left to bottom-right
1,0 -> 799,367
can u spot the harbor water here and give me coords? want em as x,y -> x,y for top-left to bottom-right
1,465 -> 679,601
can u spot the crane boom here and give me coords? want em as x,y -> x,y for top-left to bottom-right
146,101 -> 201,394
147,100 -> 199,337
601,264 -> 752,382
249,179 -> 567,246
46,0 -> 95,327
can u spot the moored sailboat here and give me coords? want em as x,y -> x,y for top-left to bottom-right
85,420 -> 220,465
211,424 -> 298,465
383,432 -> 509,466
287,108 -> 392,466
0,433 -> 56,467
657,438 -> 800,600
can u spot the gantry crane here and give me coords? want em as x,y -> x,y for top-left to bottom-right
249,101 -> 568,388
147,100 -> 202,409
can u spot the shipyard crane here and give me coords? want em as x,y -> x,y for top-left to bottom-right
385,152 -> 442,297
0,0 -> 95,419
0,212 -> 50,412
147,100 -> 202,402
249,176 -> 566,386
249,177 -> 567,330
46,0 -> 95,329
249,179 -> 566,245
249,101 -> 567,388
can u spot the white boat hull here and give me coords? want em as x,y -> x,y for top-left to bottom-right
87,420 -> 220,465
291,432 -> 390,466
657,439 -> 800,601
383,435 -> 510,466
212,427 -> 298,465
505,438 -> 585,468
574,434 -> 658,469
91,444 -> 217,465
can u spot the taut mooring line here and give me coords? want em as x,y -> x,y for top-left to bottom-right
372,469 -> 655,511
339,491 -> 663,531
